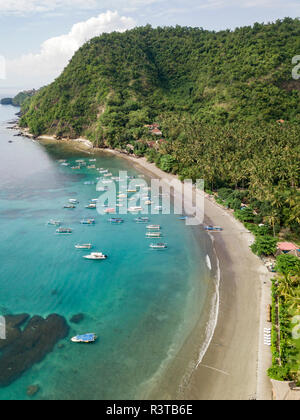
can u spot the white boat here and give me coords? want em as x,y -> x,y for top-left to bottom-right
89,159 -> 96,162
75,244 -> 93,250
69,199 -> 79,204
64,204 -> 76,209
87,165 -> 96,169
147,225 -> 161,230
150,243 -> 168,249
85,204 -> 97,209
135,217 -> 150,223
146,232 -> 162,238
71,333 -> 97,343
47,220 -> 61,226
83,252 -> 108,260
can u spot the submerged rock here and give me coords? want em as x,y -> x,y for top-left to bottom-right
70,314 -> 85,324
27,384 -> 40,397
0,314 -> 69,387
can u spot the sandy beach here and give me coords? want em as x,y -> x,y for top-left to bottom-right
101,150 -> 274,401
19,133 -> 274,400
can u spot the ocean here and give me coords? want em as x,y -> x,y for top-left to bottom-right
0,105 -> 215,400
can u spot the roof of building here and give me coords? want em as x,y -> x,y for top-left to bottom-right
277,242 -> 299,251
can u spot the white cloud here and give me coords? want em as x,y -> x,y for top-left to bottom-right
5,10 -> 136,88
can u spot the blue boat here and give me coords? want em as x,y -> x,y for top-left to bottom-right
71,334 -> 97,343
80,219 -> 95,225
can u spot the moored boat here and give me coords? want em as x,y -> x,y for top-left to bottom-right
64,204 -> 76,209
83,252 -> 108,260
85,204 -> 97,209
47,220 -> 61,226
56,228 -> 72,234
146,232 -> 162,238
71,333 -> 97,343
80,219 -> 95,225
108,218 -> 124,224
147,225 -> 161,230
75,244 -> 93,250
150,243 -> 168,249
135,217 -> 150,223
204,225 -> 223,232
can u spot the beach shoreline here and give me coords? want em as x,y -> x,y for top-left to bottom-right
19,132 -> 274,400
100,149 -> 274,401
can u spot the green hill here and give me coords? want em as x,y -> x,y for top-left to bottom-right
20,19 -> 300,139
20,20 -> 300,239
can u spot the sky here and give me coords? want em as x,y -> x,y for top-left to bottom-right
0,0 -> 299,95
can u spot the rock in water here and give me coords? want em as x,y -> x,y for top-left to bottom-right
0,314 -> 69,387
70,313 -> 85,324
27,385 -> 40,397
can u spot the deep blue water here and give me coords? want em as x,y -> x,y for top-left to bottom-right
0,105 -> 211,400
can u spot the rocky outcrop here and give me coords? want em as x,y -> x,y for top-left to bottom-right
0,314 -> 69,387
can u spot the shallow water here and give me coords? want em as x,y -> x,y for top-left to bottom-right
0,105 -> 212,400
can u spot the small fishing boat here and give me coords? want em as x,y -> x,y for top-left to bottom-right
147,225 -> 161,230
90,199 -> 99,203
89,159 -> 96,162
75,244 -> 93,250
179,216 -> 188,220
83,252 -> 108,260
144,200 -> 153,206
80,219 -> 95,225
127,189 -> 137,193
146,232 -> 162,238
84,181 -> 95,185
64,204 -> 76,209
97,187 -> 108,192
108,218 -> 124,224
150,243 -> 168,250
87,165 -> 96,169
69,199 -> 79,204
85,204 -> 97,209
71,333 -> 97,343
47,220 -> 61,226
205,226 -> 223,232
61,162 -> 69,166
104,173 -> 112,177
56,228 -> 72,235
71,166 -> 81,170
135,217 -> 150,223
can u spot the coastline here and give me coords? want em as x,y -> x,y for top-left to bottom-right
100,149 -> 274,401
19,132 -> 274,400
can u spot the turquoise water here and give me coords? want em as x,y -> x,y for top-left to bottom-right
0,105 -> 211,400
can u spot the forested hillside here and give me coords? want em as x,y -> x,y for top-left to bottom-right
20,19 -> 300,139
20,19 -> 300,238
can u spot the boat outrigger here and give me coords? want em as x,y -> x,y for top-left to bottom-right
83,252 -> 108,260
71,334 -> 97,343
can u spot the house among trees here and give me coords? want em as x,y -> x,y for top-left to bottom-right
276,242 -> 300,257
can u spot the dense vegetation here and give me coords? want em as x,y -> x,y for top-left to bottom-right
268,255 -> 300,384
20,20 -> 300,240
0,90 -> 36,107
